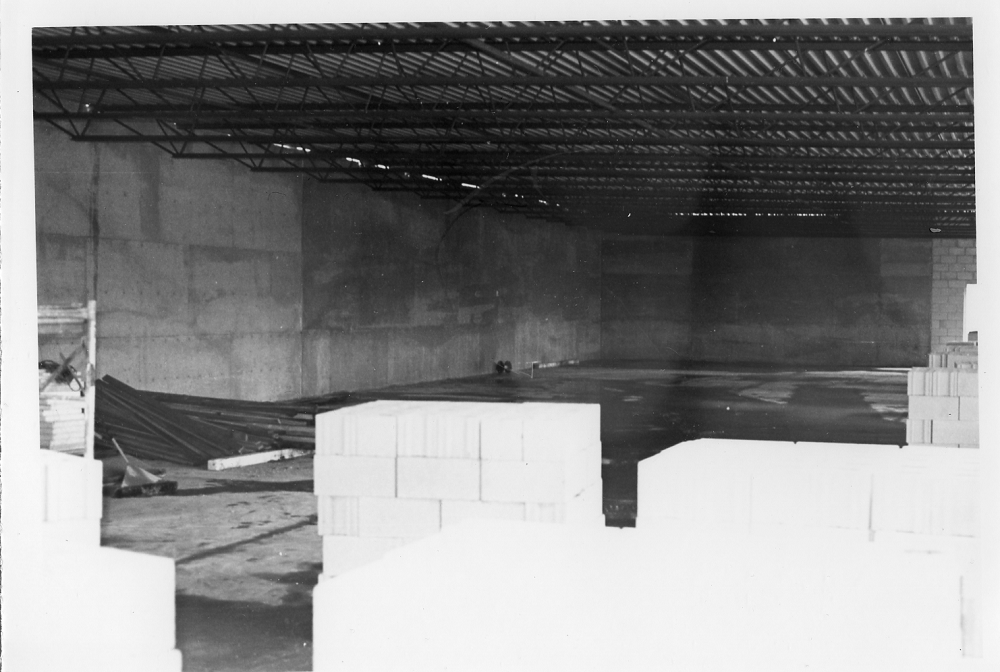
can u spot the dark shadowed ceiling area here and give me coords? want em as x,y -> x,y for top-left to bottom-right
32,18 -> 974,237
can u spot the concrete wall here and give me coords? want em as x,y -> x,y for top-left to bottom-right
930,238 -> 978,350
34,123 -> 304,400
601,236 -> 934,367
300,181 -> 601,395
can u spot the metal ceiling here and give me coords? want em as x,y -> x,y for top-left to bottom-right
32,18 -> 974,237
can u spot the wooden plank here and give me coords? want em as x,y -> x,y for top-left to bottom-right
207,449 -> 313,471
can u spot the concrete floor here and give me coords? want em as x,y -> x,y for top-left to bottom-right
99,361 -> 909,671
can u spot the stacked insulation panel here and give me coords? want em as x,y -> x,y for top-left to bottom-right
906,342 -> 978,448
39,449 -> 103,546
636,439 -> 982,657
39,372 -> 88,455
314,400 -> 603,577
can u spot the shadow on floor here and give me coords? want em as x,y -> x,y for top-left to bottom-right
176,590 -> 314,672
170,480 -> 315,497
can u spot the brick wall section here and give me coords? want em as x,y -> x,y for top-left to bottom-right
930,238 -> 977,351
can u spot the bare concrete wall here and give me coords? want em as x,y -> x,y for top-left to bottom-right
602,235 -> 933,367
300,181 -> 601,395
34,123 -> 304,400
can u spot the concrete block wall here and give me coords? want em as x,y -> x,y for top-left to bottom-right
905,342 -> 978,448
602,236 -> 933,366
930,238 -> 977,350
301,182 -> 601,395
314,400 -> 603,577
34,123 -> 304,400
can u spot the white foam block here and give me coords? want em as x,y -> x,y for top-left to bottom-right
563,441 -> 603,498
422,407 -> 482,459
479,411 -> 523,461
397,457 -> 480,501
314,455 -> 395,497
314,520 -> 963,672
959,397 -> 978,422
7,541 -> 182,672
40,450 -> 102,521
636,440 -> 766,528
441,500 -> 525,527
481,460 -> 565,503
316,496 -> 360,536
566,479 -> 605,526
322,534 -> 407,578
357,496 -> 441,539
872,446 -> 979,537
316,401 -> 411,457
637,440 -> 899,532
909,395 -> 960,420
956,371 -> 978,397
933,420 -> 979,446
907,419 -> 934,444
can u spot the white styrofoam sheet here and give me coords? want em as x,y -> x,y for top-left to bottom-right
314,520 -> 963,672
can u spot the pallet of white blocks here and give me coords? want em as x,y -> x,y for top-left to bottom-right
636,439 -> 983,657
314,400 -> 603,577
907,342 -> 978,448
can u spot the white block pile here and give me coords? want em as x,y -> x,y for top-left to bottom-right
11,451 -> 184,671
314,519 -> 966,672
637,439 -> 982,657
314,400 -> 603,577
39,386 -> 88,455
39,449 -> 103,546
10,541 -> 182,672
907,342 -> 978,448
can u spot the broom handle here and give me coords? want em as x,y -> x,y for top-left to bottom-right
111,437 -> 132,465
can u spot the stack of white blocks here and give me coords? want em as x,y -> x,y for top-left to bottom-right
314,519 -> 968,672
314,400 -> 603,577
39,389 -> 88,455
636,439 -> 982,657
39,449 -> 103,546
907,342 -> 978,448
25,449 -> 184,671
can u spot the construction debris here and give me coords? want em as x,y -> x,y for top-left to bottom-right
95,375 -> 353,467
207,448 -> 313,471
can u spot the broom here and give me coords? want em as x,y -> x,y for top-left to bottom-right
110,437 -> 179,498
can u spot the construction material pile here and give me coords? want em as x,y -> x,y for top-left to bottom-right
40,387 -> 88,456
95,375 -> 352,466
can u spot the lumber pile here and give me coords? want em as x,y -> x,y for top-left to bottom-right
145,389 -> 348,449
95,376 -> 353,466
95,376 -> 272,465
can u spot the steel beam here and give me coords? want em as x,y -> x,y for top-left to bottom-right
31,22 -> 972,50
70,131 -> 976,151
36,72 -> 974,92
32,38 -> 975,62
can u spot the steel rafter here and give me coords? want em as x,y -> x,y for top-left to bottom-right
32,18 -> 975,237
